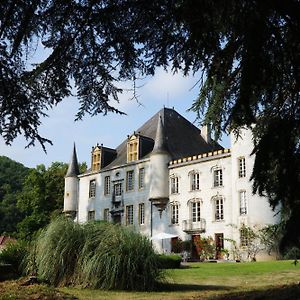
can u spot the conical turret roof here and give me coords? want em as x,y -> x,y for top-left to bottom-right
152,113 -> 168,154
66,143 -> 80,177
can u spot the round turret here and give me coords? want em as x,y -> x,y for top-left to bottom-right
149,115 -> 171,214
64,144 -> 80,218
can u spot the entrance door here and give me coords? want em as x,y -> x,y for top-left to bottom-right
191,234 -> 200,260
215,233 -> 224,259
113,215 -> 121,224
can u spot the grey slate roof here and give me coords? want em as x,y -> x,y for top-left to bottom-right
101,108 -> 222,171
66,144 -> 80,177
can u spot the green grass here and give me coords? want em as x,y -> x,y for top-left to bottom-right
59,260 -> 300,300
2,260 -> 300,299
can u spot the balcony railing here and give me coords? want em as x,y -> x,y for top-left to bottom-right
182,218 -> 206,233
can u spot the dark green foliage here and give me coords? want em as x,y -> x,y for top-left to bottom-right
26,217 -> 162,291
158,254 -> 181,269
284,247 -> 300,260
16,161 -> 86,239
0,156 -> 29,235
0,240 -> 28,275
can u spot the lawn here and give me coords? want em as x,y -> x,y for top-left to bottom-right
1,260 -> 300,300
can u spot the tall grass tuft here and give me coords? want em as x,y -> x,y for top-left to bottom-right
79,222 -> 161,290
28,217 -> 85,286
25,217 -> 162,290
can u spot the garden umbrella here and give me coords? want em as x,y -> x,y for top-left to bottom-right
151,232 -> 178,252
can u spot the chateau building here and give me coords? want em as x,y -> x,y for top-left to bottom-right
63,108 -> 278,259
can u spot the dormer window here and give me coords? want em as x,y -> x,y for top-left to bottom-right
91,146 -> 101,172
91,145 -> 117,171
127,135 -> 139,162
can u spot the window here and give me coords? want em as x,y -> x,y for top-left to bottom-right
104,208 -> 110,221
170,203 -> 179,224
239,191 -> 247,215
238,157 -> 246,178
240,225 -> 249,247
127,136 -> 139,162
89,179 -> 96,198
170,176 -> 179,194
214,197 -> 224,221
126,205 -> 134,225
126,170 -> 134,191
88,210 -> 95,221
114,182 -> 122,196
138,203 -> 145,225
91,147 -> 101,171
213,169 -> 223,187
104,176 -> 110,195
190,172 -> 200,191
138,168 -> 145,189
192,201 -> 201,222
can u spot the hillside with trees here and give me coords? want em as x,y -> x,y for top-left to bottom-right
0,156 -> 30,235
0,156 -> 87,238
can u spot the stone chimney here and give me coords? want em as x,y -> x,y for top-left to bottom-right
201,124 -> 211,143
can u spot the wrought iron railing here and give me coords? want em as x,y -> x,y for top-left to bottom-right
182,218 -> 206,233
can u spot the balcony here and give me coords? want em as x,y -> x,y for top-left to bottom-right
110,207 -> 124,216
182,218 -> 206,233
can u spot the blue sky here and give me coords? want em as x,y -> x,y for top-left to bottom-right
0,68 -> 230,168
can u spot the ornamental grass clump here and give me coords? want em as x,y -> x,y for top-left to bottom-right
79,222 -> 161,290
27,217 -> 85,286
25,217 -> 162,291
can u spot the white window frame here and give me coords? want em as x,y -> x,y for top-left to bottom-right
138,168 -> 145,189
114,182 -> 122,196
238,157 -> 246,178
214,196 -> 224,221
126,170 -> 134,191
104,176 -> 110,195
88,210 -> 95,221
190,171 -> 200,191
104,208 -> 110,221
213,169 -> 223,187
170,202 -> 179,225
138,203 -> 145,225
89,179 -> 96,198
191,200 -> 201,222
170,176 -> 179,194
239,190 -> 247,215
126,205 -> 134,225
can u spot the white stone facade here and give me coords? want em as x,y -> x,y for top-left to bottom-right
64,109 -> 278,260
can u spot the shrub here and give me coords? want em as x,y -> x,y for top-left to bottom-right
25,217 -> 162,290
193,236 -> 215,260
0,240 -> 28,275
158,254 -> 181,269
284,247 -> 300,260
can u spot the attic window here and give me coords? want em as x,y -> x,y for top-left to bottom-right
127,135 -> 139,162
92,147 -> 101,171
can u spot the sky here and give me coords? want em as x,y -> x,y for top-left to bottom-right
0,68 -> 230,169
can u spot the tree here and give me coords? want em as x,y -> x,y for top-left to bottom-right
0,156 -> 29,235
1,1 -> 299,248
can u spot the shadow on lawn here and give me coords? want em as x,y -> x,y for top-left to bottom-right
211,283 -> 300,300
157,282 -> 233,292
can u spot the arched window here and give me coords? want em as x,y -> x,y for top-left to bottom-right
189,170 -> 200,191
212,166 -> 223,187
170,174 -> 179,194
170,201 -> 180,224
188,198 -> 202,223
212,196 -> 224,221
